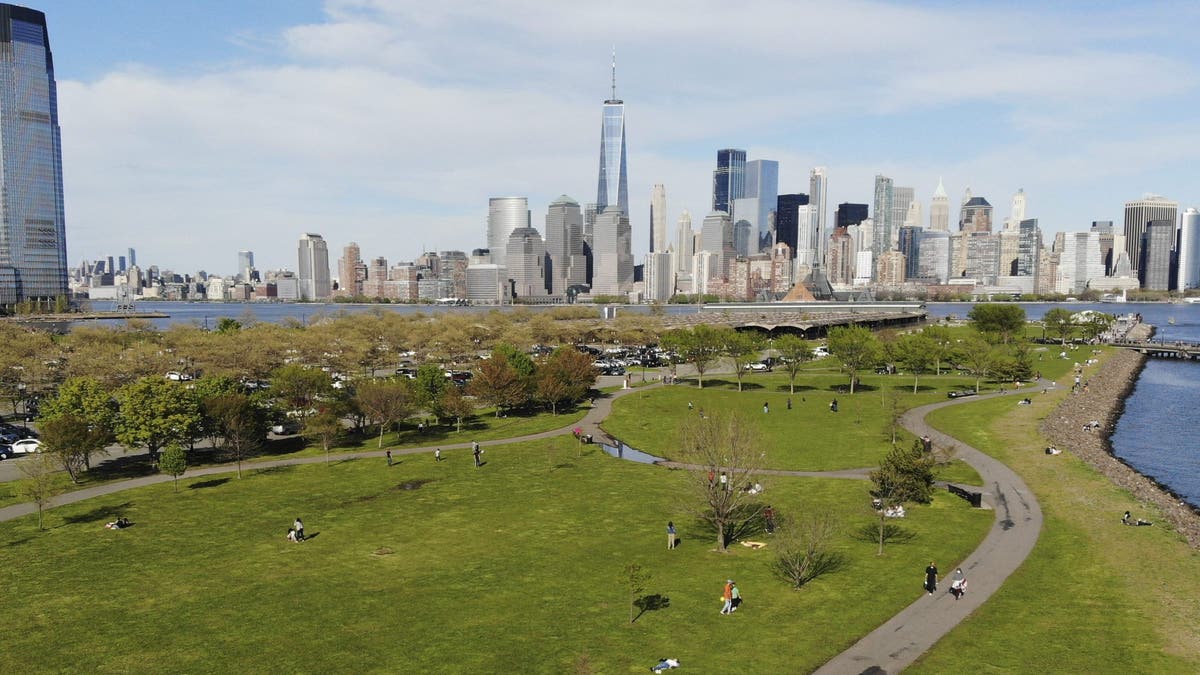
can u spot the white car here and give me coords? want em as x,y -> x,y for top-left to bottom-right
10,438 -> 42,455
743,362 -> 769,372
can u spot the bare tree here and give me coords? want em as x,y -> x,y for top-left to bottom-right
19,452 -> 60,530
772,511 -> 845,588
355,379 -> 415,447
676,411 -> 764,552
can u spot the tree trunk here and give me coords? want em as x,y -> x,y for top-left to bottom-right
378,425 -> 385,448
913,375 -> 919,394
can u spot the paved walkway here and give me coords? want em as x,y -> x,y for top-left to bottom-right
815,387 -> 1044,675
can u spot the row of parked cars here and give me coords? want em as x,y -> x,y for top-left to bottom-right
0,422 -> 41,460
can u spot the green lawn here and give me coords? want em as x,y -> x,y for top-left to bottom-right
913,382 -> 1200,672
0,435 -> 991,673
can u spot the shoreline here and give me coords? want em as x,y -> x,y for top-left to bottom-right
1041,339 -> 1200,548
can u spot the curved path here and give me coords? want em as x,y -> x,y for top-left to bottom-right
815,388 -> 1044,674
0,377 -> 1045,675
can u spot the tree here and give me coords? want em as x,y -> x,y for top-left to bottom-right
1043,307 -> 1075,345
38,376 -> 117,470
868,439 -> 936,555
158,443 -> 188,492
355,379 -> 414,447
895,334 -> 936,393
958,337 -> 999,392
269,364 -> 334,419
724,331 -> 765,392
826,325 -> 881,394
622,562 -> 651,624
413,364 -> 448,422
968,303 -> 1026,344
773,334 -> 811,394
922,325 -> 955,376
304,409 -> 344,463
440,385 -> 477,433
772,512 -> 844,589
1080,312 -> 1114,342
676,412 -> 764,552
19,452 -> 59,530
215,317 -> 242,334
661,325 -> 727,389
38,414 -> 110,484
203,393 -> 268,478
536,347 -> 597,414
115,377 -> 202,460
469,357 -> 528,416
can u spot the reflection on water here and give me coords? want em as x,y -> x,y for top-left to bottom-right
600,441 -> 665,465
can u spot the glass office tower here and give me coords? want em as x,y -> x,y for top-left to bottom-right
596,55 -> 628,217
712,149 -> 746,214
0,4 -> 68,305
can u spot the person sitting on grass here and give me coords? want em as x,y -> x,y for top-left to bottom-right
1122,511 -> 1153,526
286,528 -> 298,542
105,517 -> 131,530
651,657 -> 681,672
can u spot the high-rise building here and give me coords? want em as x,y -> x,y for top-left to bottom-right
675,210 -> 694,274
872,175 -> 894,263
965,233 -> 1001,285
1015,219 -> 1041,279
297,233 -> 331,300
699,211 -> 733,280
1056,232 -> 1103,295
487,197 -> 530,268
897,226 -> 922,280
959,197 -> 993,234
775,194 -> 809,260
337,242 -> 365,297
545,195 -> 585,295
596,53 -> 628,217
809,167 -> 828,268
1139,220 -> 1175,291
1091,221 -> 1115,275
505,227 -> 548,299
237,250 -> 254,281
127,247 -> 136,269
1006,189 -> 1027,231
1124,195 -> 1178,275
712,148 -> 746,215
738,159 -> 778,253
891,186 -> 914,247
929,178 -> 950,232
1178,208 -> 1200,290
644,251 -> 673,302
836,203 -> 869,229
917,230 -> 951,283
0,5 -> 67,305
591,208 -> 632,296
649,184 -> 667,253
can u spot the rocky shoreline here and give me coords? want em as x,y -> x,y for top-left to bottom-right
1041,328 -> 1200,548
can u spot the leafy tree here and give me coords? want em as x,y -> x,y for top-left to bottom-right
661,325 -> 728,389
826,325 -> 881,394
355,379 -> 415,447
215,317 -> 242,334
968,303 -> 1026,344
922,325 -> 955,376
724,331 -> 765,392
492,342 -> 537,379
413,364 -> 448,422
19,452 -> 60,530
676,411 -> 764,552
958,337 -> 999,392
1080,312 -> 1114,341
895,334 -> 936,393
304,409 -> 344,463
622,563 -> 651,624
470,356 -> 529,416
203,393 -> 268,478
158,443 -> 188,492
38,376 -> 117,469
1043,307 -> 1076,345
773,334 -> 811,394
39,414 -> 110,484
772,512 -> 845,589
269,364 -> 333,419
868,439 -> 935,554
535,347 -> 596,414
115,377 -> 202,460
440,385 -> 477,433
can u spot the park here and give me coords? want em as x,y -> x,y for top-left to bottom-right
1,305 -> 1198,673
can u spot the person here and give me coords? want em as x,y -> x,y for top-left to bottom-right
922,435 -> 933,452
763,505 -> 776,534
950,568 -> 967,600
651,657 -> 681,672
830,399 -> 838,413
294,517 -> 305,542
286,528 -> 298,542
1045,446 -> 1061,455
386,450 -> 392,466
924,561 -> 938,595
435,448 -> 442,462
719,472 -> 728,492
472,441 -> 481,467
707,470 -> 715,487
417,421 -> 425,434
105,517 -> 131,530
730,581 -> 741,612
786,397 -> 792,410
721,580 -> 734,615
763,402 -> 769,414
688,401 -> 694,411
667,521 -> 676,550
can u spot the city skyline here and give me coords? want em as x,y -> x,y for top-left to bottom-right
35,0 -> 1200,273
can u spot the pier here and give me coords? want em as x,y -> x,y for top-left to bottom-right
1112,340 -> 1200,360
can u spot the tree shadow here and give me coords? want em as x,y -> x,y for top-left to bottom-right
86,455 -> 157,482
853,522 -> 916,544
776,384 -> 817,393
632,593 -> 671,623
60,501 -> 133,525
188,477 -> 230,490
391,478 -> 434,491
254,465 -> 296,477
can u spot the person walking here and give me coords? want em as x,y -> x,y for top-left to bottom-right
294,517 -> 305,542
720,580 -> 734,615
763,402 -> 769,414
386,450 -> 392,467
763,505 -> 776,535
950,568 -> 967,600
924,561 -> 938,595
667,521 -> 676,550
730,582 -> 741,612
786,397 -> 792,410
472,441 -> 481,467
435,448 -> 441,462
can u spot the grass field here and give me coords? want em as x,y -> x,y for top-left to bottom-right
913,364 -> 1200,673
0,433 -> 992,673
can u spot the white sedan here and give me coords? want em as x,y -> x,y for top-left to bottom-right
11,438 -> 42,454
743,362 -> 769,372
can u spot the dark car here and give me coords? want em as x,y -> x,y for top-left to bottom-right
947,390 -> 977,399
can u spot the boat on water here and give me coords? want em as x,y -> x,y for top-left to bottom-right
1186,297 -> 1200,304
1168,317 -> 1176,325
1099,290 -> 1128,303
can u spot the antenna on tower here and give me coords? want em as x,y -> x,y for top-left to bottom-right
610,46 -> 617,100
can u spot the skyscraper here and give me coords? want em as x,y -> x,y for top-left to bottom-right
545,195 -> 585,294
891,186 -> 915,246
959,197 -> 993,234
735,159 -> 778,253
712,149 -> 746,214
1124,195 -> 1178,275
872,175 -> 894,263
337,242 -> 365,297
297,233 -> 331,301
596,52 -> 628,217
487,197 -> 531,268
649,184 -> 667,252
808,167 -> 828,268
591,208 -> 632,296
1139,220 -> 1174,291
675,210 -> 694,274
505,227 -> 548,299
929,179 -> 950,232
1006,188 -> 1027,230
237,250 -> 254,281
1178,208 -> 1200,290
0,4 -> 67,305
775,194 -> 809,259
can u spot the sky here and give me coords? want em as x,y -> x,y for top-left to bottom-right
39,0 -> 1200,276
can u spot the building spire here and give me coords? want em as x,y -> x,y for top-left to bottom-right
610,46 -> 617,100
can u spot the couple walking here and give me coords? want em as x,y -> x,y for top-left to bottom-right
720,580 -> 741,614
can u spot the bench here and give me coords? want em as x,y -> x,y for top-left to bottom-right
947,483 -> 983,508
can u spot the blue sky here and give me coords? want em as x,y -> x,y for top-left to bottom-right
38,0 -> 1200,274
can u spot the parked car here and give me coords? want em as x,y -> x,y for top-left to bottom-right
271,420 -> 302,435
743,362 -> 769,372
10,438 -> 42,454
165,371 -> 193,381
947,389 -> 977,399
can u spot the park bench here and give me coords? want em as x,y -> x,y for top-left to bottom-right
947,483 -> 983,508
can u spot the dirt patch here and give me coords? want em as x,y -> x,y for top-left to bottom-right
391,479 -> 433,491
